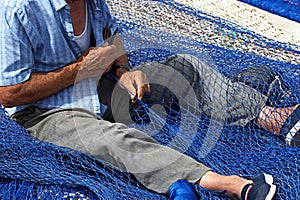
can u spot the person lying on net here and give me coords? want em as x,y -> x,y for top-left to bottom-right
0,0 -> 298,199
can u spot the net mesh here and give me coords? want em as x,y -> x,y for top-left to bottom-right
1,0 -> 300,199
239,0 -> 300,23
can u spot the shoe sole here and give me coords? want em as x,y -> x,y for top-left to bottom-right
265,184 -> 276,200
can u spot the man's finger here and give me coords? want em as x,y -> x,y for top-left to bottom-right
137,84 -> 150,100
133,71 -> 149,101
124,83 -> 137,103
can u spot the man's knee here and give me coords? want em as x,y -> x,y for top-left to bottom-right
161,54 -> 200,86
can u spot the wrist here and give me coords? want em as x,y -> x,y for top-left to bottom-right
115,65 -> 131,71
114,65 -> 131,79
66,60 -> 85,83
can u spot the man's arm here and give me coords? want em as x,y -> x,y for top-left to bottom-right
112,54 -> 131,79
108,35 -> 131,78
0,64 -> 79,108
0,45 -> 118,108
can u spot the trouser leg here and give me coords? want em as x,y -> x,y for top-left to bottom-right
168,54 -> 268,126
98,53 -> 267,127
135,54 -> 268,126
98,54 -> 207,125
16,107 -> 210,194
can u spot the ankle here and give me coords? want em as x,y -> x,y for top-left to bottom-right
227,176 -> 252,200
256,105 -> 298,134
198,172 -> 252,199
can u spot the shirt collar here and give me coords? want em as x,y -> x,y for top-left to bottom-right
89,0 -> 103,11
50,0 -> 68,11
50,0 -> 102,11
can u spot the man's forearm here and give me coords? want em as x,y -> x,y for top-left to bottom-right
109,34 -> 131,75
0,43 -> 127,107
113,54 -> 130,67
0,62 -> 81,107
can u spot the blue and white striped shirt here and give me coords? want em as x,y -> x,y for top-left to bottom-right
0,0 -> 118,116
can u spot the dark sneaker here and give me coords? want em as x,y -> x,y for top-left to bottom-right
280,105 -> 300,147
169,180 -> 198,200
241,182 -> 276,200
251,173 -> 273,185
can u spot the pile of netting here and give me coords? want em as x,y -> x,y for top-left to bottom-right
239,0 -> 300,23
0,0 -> 299,199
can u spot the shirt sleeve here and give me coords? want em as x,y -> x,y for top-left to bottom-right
101,0 -> 118,36
0,5 -> 34,86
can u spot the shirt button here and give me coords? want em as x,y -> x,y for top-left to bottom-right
68,32 -> 73,37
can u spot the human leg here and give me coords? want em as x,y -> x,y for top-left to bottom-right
12,106 -> 276,199
199,171 -> 250,199
99,54 -> 269,127
170,171 -> 276,200
255,104 -> 300,146
138,54 -> 268,126
231,64 -> 300,146
147,54 -> 299,146
169,172 -> 252,200
19,107 -> 208,193
256,105 -> 297,134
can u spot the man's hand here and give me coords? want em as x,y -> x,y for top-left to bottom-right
76,45 -> 118,81
118,70 -> 150,103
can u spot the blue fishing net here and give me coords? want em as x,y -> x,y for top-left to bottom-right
0,0 -> 299,199
239,0 -> 300,23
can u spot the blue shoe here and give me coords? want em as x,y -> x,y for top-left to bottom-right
169,180 -> 198,200
241,182 -> 276,200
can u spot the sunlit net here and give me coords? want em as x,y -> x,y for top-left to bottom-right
0,0 -> 299,199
